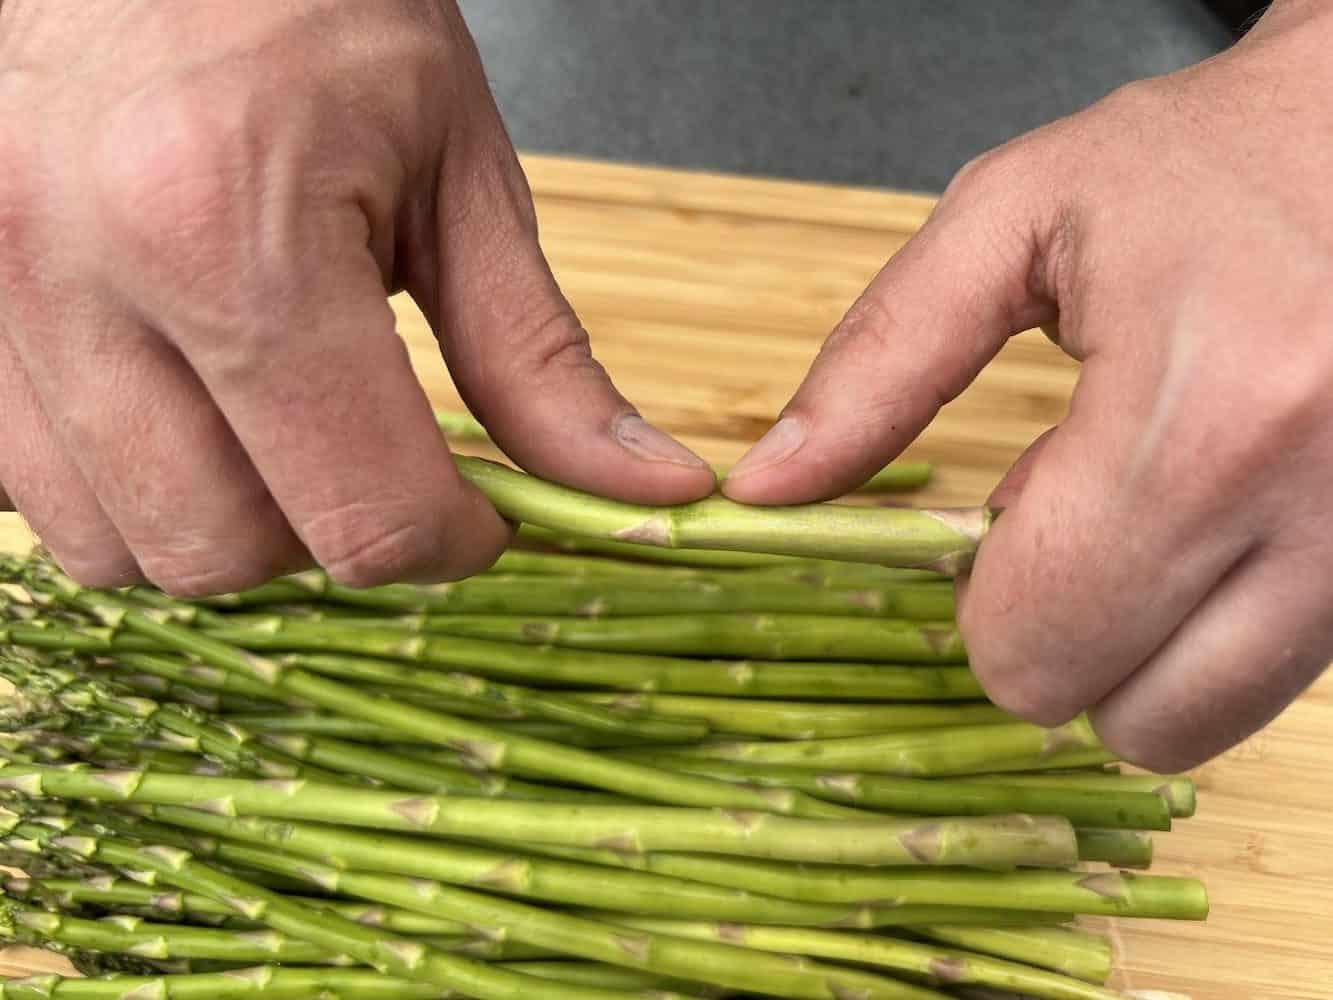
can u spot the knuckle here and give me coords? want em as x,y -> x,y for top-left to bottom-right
307,502 -> 449,589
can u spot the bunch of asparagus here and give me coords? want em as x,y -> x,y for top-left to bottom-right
0,458 -> 1205,1000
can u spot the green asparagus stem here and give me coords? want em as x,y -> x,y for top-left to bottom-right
5,819 -> 668,1000
1074,829 -> 1154,869
913,926 -> 1113,985
606,753 -> 1173,831
490,547 -> 714,580
4,876 -> 472,936
1,618 -> 985,701
136,804 -> 1040,928
254,734 -> 621,804
966,773 -> 1197,819
197,570 -> 953,620
593,916 -> 1124,1000
573,694 -> 1009,739
0,764 -> 1078,867
663,717 -> 1111,777
455,455 -> 989,575
344,612 -> 966,660
436,407 -> 932,495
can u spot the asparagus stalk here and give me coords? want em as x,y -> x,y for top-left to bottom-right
3,819 -> 671,1000
337,612 -> 966,660
136,803 -> 1037,928
455,455 -> 988,575
572,694 -> 1009,739
606,753 -> 1173,831
197,570 -> 953,620
0,764 -> 1078,867
965,773 -> 1196,819
1074,830 -> 1154,869
4,876 -> 472,936
508,841 -> 1203,919
593,916 -> 1124,1000
914,926 -> 1113,985
663,718 -> 1111,777
436,407 -> 932,495
1,617 -> 985,701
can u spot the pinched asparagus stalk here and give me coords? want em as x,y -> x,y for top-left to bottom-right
606,753 -> 1172,831
967,773 -> 1197,819
455,455 -> 988,575
914,926 -> 1113,985
592,916 -> 1124,1000
330,612 -> 965,660
0,764 -> 1078,867
436,408 -> 933,495
1,617 -> 984,702
664,717 -> 1111,777
136,804 -> 1027,928
4,819 -> 675,1000
572,694 -> 1008,739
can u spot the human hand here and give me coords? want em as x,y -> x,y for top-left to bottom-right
0,0 -> 713,595
722,0 -> 1333,770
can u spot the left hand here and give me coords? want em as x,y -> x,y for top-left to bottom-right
722,0 -> 1333,771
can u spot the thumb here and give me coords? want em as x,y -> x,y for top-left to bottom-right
722,147 -> 1070,504
417,97 -> 715,505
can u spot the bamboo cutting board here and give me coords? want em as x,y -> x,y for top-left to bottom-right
1,154 -> 1330,999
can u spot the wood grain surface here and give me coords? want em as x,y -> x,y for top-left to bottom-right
1,154 -> 1329,999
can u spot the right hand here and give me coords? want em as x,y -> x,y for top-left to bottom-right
0,0 -> 715,595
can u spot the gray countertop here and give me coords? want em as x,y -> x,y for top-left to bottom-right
460,0 -> 1229,193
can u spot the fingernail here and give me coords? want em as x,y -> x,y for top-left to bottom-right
613,414 -> 710,469
725,416 -> 807,482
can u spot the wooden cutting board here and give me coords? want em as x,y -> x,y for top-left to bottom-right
2,154 -> 1330,999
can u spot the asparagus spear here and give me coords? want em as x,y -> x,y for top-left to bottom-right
196,570 -> 954,620
592,916 -> 1124,1000
662,717 -> 1112,777
332,612 -> 966,660
455,455 -> 988,574
605,753 -> 1173,831
0,764 -> 1078,867
501,841 -> 1203,920
1,618 -> 985,701
572,694 -> 1009,739
135,803 -> 1043,928
966,773 -> 1196,819
914,926 -> 1114,985
3,818 -> 676,1000
435,407 -> 933,495
1074,830 -> 1154,869
4,876 -> 472,936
